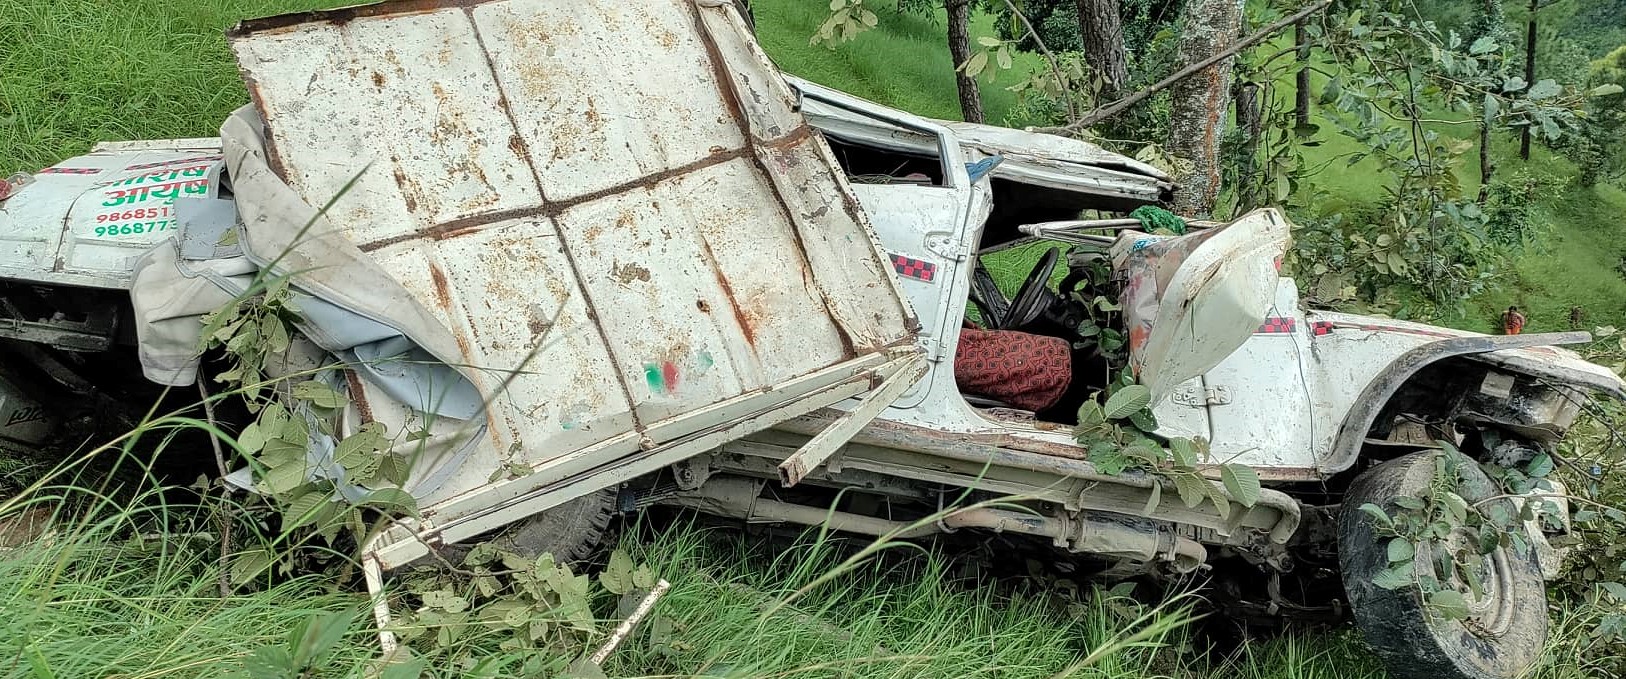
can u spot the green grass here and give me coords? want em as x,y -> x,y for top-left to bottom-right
750,0 -> 1046,128
2,481 -> 1397,679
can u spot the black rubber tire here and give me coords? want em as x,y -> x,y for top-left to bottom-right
497,488 -> 618,563
1339,451 -> 1548,679
435,489 -> 617,566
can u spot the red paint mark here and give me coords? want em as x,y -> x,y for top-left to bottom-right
661,361 -> 679,393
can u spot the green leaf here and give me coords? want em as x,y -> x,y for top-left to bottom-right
976,36 -> 1001,48
1483,93 -> 1500,124
292,609 -> 354,668
238,421 -> 267,455
632,564 -> 656,590
1441,492 -> 1469,524
231,548 -> 276,586
1089,445 -> 1131,476
1319,75 -> 1342,105
565,659 -> 609,679
1206,485 -> 1232,520
1527,78 -> 1561,101
1103,385 -> 1152,420
380,657 -> 429,679
1601,582 -> 1626,602
358,488 -> 417,514
1169,438 -> 1198,468
1220,464 -> 1261,507
1429,590 -> 1470,619
243,646 -> 295,679
1387,538 -> 1415,564
827,0 -> 842,11
1173,474 -> 1209,509
261,461 -> 308,495
334,423 -> 388,470
265,319 -> 290,355
421,589 -> 470,613
1526,453 -> 1554,477
378,454 -> 412,488
1127,409 -> 1158,433
1076,399 -> 1106,428
600,549 -> 636,595
996,47 -> 1012,70
1141,481 -> 1161,516
962,50 -> 988,78
1372,563 -> 1413,590
1123,442 -> 1164,467
282,490 -> 331,532
1468,36 -> 1496,54
1358,503 -> 1394,529
1591,83 -> 1625,97
859,9 -> 878,27
291,381 -> 346,409
1395,496 -> 1426,511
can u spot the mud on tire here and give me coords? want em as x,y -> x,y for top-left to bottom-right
1338,451 -> 1547,679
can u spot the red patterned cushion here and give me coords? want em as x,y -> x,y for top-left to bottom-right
954,327 -> 1071,412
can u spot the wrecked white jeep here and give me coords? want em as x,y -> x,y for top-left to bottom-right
0,2 -> 1619,678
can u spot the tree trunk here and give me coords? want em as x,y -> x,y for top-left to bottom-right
1479,121 -> 1493,203
1236,81 -> 1262,210
1520,0 -> 1537,160
1166,0 -> 1242,216
1294,19 -> 1310,127
946,0 -> 985,124
1074,0 -> 1129,99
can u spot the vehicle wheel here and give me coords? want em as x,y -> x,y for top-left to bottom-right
497,488 -> 618,563
436,489 -> 618,566
1339,451 -> 1547,679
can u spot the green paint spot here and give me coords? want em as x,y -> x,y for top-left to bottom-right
697,351 -> 714,371
644,361 -> 664,393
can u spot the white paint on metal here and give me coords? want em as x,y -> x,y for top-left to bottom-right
1118,208 -> 1291,403
0,143 -> 223,289
227,0 -> 919,557
789,76 -> 1170,204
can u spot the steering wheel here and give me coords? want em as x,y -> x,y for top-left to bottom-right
999,247 -> 1060,330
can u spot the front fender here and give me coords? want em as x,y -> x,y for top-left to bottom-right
1325,331 -> 1600,475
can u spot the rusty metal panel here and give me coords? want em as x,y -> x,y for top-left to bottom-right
227,0 -> 918,483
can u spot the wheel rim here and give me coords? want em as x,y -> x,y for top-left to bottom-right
1420,529 -> 1517,638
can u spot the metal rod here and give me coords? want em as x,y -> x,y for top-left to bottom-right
589,579 -> 673,665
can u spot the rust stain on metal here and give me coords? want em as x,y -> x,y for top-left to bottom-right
226,0 -> 501,37
391,165 -> 419,212
684,0 -> 864,359
427,261 -> 453,310
344,369 -> 376,423
410,145 -> 748,245
613,262 -> 651,285
239,75 -> 289,178
357,231 -> 422,253
694,234 -> 756,348
695,300 -> 710,313
525,305 -> 553,340
371,71 -> 386,88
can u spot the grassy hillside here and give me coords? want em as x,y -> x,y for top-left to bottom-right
751,0 -> 1046,126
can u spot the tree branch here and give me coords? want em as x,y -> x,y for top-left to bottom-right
1001,0 -> 1077,123
1036,0 -> 1332,134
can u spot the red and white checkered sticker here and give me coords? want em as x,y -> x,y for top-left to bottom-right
37,166 -> 103,175
1255,317 -> 1296,334
889,253 -> 937,283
